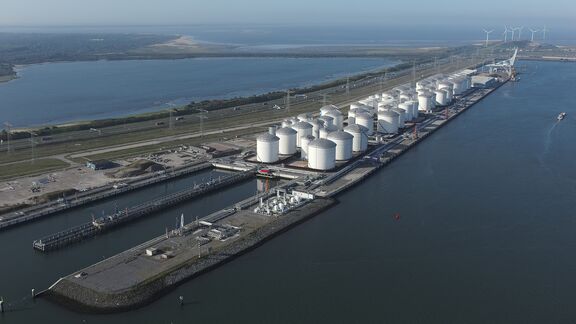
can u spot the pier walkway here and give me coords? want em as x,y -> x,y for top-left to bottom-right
32,169 -> 255,252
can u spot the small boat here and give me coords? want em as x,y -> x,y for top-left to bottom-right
558,112 -> 567,121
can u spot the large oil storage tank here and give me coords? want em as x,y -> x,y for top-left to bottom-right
418,93 -> 432,112
300,134 -> 315,160
325,109 -> 344,130
291,121 -> 313,147
307,139 -> 336,170
450,78 -> 464,95
399,102 -> 413,121
344,124 -> 368,152
377,110 -> 399,134
407,100 -> 419,119
276,127 -> 297,155
434,90 -> 447,106
256,128 -> 280,163
438,82 -> 453,103
391,108 -> 407,128
327,131 -> 353,161
355,112 -> 373,136
348,107 -> 368,125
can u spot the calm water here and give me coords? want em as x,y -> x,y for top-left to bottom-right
2,60 -> 576,323
0,57 -> 397,127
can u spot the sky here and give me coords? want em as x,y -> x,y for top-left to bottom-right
0,0 -> 573,28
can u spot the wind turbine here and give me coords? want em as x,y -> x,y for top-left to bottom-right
529,29 -> 539,42
503,26 -> 509,42
516,26 -> 524,40
483,29 -> 494,47
510,26 -> 516,41
542,25 -> 548,41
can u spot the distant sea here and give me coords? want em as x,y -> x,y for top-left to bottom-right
1,25 -> 574,46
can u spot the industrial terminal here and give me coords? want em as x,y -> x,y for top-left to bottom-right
0,49 -> 518,313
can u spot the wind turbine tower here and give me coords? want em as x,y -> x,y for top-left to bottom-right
517,26 -> 524,40
529,29 -> 539,42
483,29 -> 494,47
503,26 -> 509,42
542,25 -> 548,41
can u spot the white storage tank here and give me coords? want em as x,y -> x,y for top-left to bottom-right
256,129 -> 280,163
327,131 -> 353,161
291,121 -> 313,147
300,135 -> 315,160
391,108 -> 407,128
418,93 -> 431,112
407,100 -> 419,119
307,139 -> 336,170
438,82 -> 453,103
434,90 -> 447,106
399,102 -> 413,121
348,107 -> 368,125
355,112 -> 373,136
325,109 -> 344,130
344,124 -> 368,152
276,127 -> 297,155
450,78 -> 464,95
377,110 -> 399,134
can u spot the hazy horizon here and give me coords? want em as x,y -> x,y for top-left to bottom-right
1,0 -> 574,29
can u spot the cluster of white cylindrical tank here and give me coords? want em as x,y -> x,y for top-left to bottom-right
307,138 -> 337,170
256,127 -> 280,163
253,191 -> 305,215
416,71 -> 473,101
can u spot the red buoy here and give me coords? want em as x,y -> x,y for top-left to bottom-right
394,213 -> 401,221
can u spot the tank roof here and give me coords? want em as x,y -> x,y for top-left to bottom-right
327,131 -> 353,141
320,104 -> 339,111
355,112 -> 373,119
276,127 -> 297,135
309,138 -> 337,149
325,109 -> 343,117
344,124 -> 368,133
380,110 -> 399,117
257,133 -> 279,142
292,121 -> 313,129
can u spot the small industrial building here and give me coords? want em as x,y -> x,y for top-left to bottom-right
86,159 -> 115,170
471,76 -> 497,88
